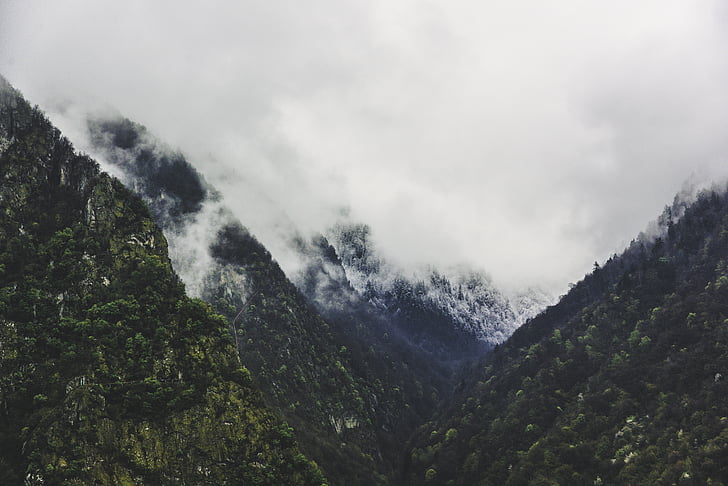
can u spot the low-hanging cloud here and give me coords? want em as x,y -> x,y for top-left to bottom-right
2,0 -> 728,293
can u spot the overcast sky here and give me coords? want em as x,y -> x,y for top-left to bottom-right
2,1 -> 728,292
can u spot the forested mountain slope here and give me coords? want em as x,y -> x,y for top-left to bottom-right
84,114 -> 456,485
405,188 -> 728,485
0,76 -> 325,485
7,71 -> 726,486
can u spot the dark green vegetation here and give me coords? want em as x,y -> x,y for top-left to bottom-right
6,72 -> 728,485
86,116 -> 459,485
406,191 -> 728,484
0,77 -> 325,485
206,222 -> 400,485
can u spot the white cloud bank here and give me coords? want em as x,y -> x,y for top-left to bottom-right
2,0 -> 728,292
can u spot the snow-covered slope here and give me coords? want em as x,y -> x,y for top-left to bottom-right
296,222 -> 554,348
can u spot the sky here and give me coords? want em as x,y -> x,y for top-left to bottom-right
2,1 -> 728,293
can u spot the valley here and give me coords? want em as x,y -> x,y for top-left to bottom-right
2,74 -> 728,485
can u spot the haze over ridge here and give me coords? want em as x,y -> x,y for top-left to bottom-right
2,0 -> 728,293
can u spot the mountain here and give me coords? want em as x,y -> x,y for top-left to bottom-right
7,71 -> 727,486
404,188 -> 728,484
323,222 -> 553,346
81,108 -> 559,485
295,221 -> 553,358
83,113 -> 464,485
0,76 -> 325,484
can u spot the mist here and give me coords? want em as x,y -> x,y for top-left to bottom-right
2,1 -> 728,293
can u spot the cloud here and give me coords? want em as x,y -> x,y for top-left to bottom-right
2,0 -> 728,292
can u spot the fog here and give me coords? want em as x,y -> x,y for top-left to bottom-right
2,0 -> 728,293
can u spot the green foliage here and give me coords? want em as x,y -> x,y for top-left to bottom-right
86,100 -> 459,486
0,80 -> 324,485
206,224 -> 391,484
405,189 -> 728,485
89,103 -> 564,486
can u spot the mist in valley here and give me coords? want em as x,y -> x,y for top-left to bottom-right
2,1 -> 728,296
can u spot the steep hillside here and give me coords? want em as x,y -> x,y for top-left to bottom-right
405,188 -> 728,485
83,114 -> 452,485
0,76 -> 324,485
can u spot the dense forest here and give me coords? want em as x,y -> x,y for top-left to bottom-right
3,72 -> 728,485
85,113 -> 463,485
405,190 -> 728,484
0,75 -> 325,485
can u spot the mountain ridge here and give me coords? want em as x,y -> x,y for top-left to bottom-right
80,110 -> 552,484
403,184 -> 728,485
6,72 -> 728,485
83,112 -> 470,484
0,74 -> 325,485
